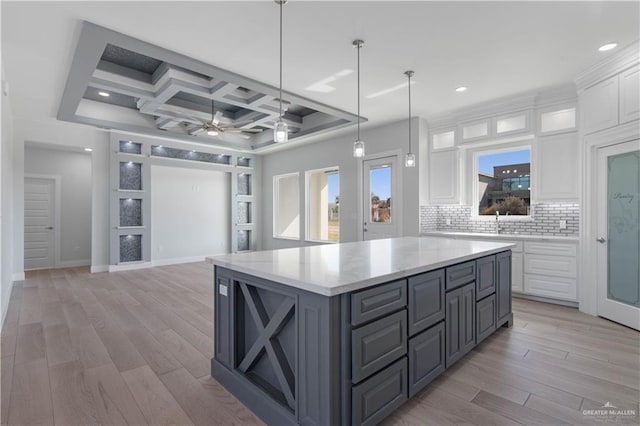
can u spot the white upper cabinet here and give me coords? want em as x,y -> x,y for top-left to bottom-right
431,129 -> 456,151
619,64 -> 640,124
534,133 -> 579,201
495,111 -> 531,136
581,75 -> 619,134
428,150 -> 459,203
539,107 -> 576,135
459,120 -> 489,142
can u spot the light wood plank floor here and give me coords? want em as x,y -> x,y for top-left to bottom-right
1,264 -> 638,425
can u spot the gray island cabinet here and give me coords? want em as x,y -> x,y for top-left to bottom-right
207,237 -> 514,426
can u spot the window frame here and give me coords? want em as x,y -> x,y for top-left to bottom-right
305,166 -> 340,243
470,142 -> 534,221
272,172 -> 301,240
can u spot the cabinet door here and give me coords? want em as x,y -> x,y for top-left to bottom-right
512,252 -> 524,292
429,150 -> 459,203
461,283 -> 476,355
581,76 -> 619,134
536,134 -> 579,201
476,255 -> 496,300
445,288 -> 461,368
476,294 -> 496,344
408,270 -> 444,336
496,252 -> 512,323
620,64 -> 640,124
214,269 -> 232,369
409,322 -> 445,397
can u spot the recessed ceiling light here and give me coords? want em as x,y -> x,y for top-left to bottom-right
598,43 -> 617,52
84,148 -> 92,152
98,91 -> 110,97
455,86 -> 467,92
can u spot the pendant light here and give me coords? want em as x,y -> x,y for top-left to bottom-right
353,39 -> 365,157
274,0 -> 288,143
404,70 -> 416,168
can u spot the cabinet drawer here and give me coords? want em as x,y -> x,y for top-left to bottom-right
524,274 -> 577,301
408,322 -> 445,397
351,280 -> 407,326
476,294 -> 496,344
524,254 -> 577,278
352,357 -> 408,426
446,260 -> 476,290
524,242 -> 577,257
476,255 -> 496,300
408,269 -> 445,336
352,310 -> 407,383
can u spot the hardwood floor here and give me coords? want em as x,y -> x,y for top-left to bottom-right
1,264 -> 638,425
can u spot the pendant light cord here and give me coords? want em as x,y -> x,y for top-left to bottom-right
357,42 -> 361,140
279,1 -> 283,121
408,73 -> 411,153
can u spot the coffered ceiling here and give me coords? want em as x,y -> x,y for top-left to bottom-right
2,1 -> 639,153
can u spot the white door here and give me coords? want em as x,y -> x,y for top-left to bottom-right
24,178 -> 55,270
596,140 -> 640,330
363,156 -> 398,240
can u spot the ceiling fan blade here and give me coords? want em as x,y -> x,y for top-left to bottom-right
212,111 -> 224,125
219,120 -> 254,128
224,128 -> 263,133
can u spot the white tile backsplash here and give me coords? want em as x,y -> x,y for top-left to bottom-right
420,203 -> 579,236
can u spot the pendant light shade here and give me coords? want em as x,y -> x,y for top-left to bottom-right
353,39 -> 365,157
274,0 -> 288,143
404,70 -> 415,168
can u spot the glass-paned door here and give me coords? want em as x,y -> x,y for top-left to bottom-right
597,140 -> 640,330
363,156 -> 398,240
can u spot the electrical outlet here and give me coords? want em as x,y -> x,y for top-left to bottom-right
445,217 -> 451,226
559,220 -> 567,229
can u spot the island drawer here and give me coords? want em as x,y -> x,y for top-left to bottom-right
408,269 -> 445,336
446,260 -> 476,290
351,279 -> 407,326
352,357 -> 408,426
408,321 -> 445,397
352,310 -> 407,383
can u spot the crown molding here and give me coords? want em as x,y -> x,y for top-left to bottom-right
575,40 -> 640,92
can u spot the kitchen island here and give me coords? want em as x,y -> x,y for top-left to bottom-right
207,237 -> 514,426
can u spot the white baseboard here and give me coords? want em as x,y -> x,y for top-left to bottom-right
90,265 -> 109,273
151,256 -> 205,267
12,272 -> 25,281
108,262 -> 153,272
58,259 -> 91,268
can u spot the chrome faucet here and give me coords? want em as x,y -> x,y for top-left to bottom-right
495,211 -> 501,234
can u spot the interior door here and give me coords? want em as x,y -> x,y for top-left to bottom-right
596,140 -> 639,330
24,177 -> 55,270
363,156 -> 398,240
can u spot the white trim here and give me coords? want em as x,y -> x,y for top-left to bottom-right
24,174 -> 62,269
58,259 -> 91,268
151,256 -> 205,267
513,293 -> 579,308
90,265 -> 109,273
12,272 -> 25,281
580,120 -> 640,316
108,262 -> 152,272
272,172 -> 301,240
575,40 -> 640,91
304,166 -> 340,243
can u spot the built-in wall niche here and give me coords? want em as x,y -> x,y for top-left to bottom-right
119,198 -> 142,227
238,173 -> 252,196
119,140 -> 142,154
237,202 -> 252,224
237,230 -> 251,252
237,157 -> 252,168
150,145 -> 231,165
119,234 -> 142,262
119,161 -> 142,190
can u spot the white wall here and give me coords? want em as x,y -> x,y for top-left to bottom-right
24,146 -> 92,266
1,66 -> 16,326
13,117 -> 110,274
151,165 -> 230,263
261,118 -> 425,250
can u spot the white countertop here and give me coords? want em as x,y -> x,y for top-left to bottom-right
421,231 -> 579,242
206,237 -> 514,296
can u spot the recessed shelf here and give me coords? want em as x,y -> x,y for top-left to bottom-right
119,234 -> 142,263
237,230 -> 251,252
119,141 -> 142,155
119,161 -> 142,190
151,145 -> 231,165
116,226 -> 145,230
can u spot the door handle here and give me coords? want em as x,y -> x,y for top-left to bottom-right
596,237 -> 606,243
45,226 -> 54,230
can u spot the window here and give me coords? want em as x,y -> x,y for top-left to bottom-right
306,168 -> 339,242
273,173 -> 300,239
477,148 -> 531,216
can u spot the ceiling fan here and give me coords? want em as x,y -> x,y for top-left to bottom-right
191,99 -> 263,138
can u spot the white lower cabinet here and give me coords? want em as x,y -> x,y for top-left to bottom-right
511,252 -> 524,292
523,242 -> 577,301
